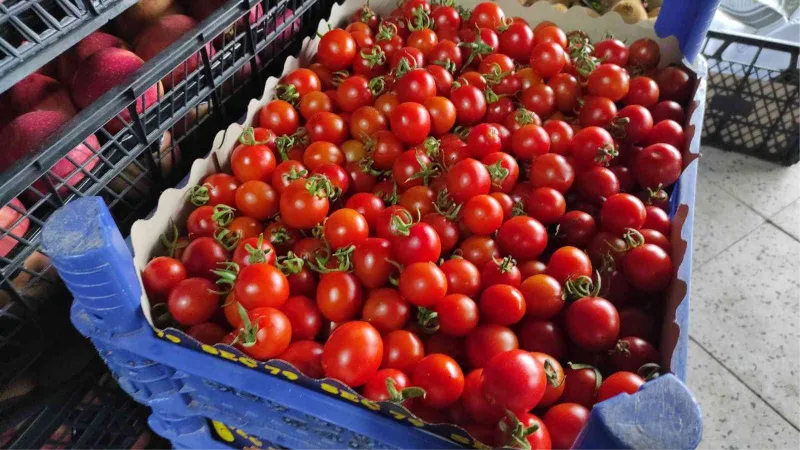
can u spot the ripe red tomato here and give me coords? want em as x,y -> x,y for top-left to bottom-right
512,124 -> 551,160
235,262 -> 290,310
546,246 -> 592,285
362,368 -> 416,404
465,324 -> 518,368
231,138 -> 276,183
497,216 -> 548,262
187,322 -> 227,345
518,318 -> 567,360
199,173 -> 240,207
530,42 -> 565,79
543,403 -> 590,450
181,237 -> 230,280
316,272 -> 364,322
499,22 -> 534,62
259,99 -> 299,136
571,126 -> 616,169
322,321 -> 383,387
280,340 -> 324,378
446,158 -> 491,203
622,243 -> 673,292
362,288 -> 410,334
565,296 -> 620,351
609,336 -> 661,373
306,111 -> 349,144
279,295 -> 323,342
382,329 -> 425,373
587,64 -> 630,102
168,277 -> 219,326
628,38 -> 660,69
482,349 -> 547,413
142,256 -> 186,300
235,180 -> 279,221
527,187 -> 566,225
391,102 -> 431,145
479,284 -> 526,326
462,194 -> 504,235
531,352 -> 565,407
600,193 -> 647,234
594,38 -> 629,66
279,178 -> 330,229
625,76 -> 660,107
549,73 -> 582,114
596,371 -> 645,402
634,143 -> 683,189
398,262 -> 448,308
424,96 -> 457,136
462,369 -> 504,425
436,294 -> 480,336
391,219 -> 442,265
530,153 -> 575,193
520,274 -> 564,320
519,84 -> 555,118
440,257 -> 481,297
318,29 -> 357,70
236,307 -> 292,360
232,235 -> 276,268
412,354 -> 464,408
450,84 -> 487,125
323,208 -> 369,249
497,413 -> 551,450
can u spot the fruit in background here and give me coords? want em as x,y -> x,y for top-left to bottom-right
135,15 -> 215,90
0,198 -> 30,258
56,31 -> 128,85
0,111 -> 100,195
109,131 -> 181,200
70,48 -> 163,134
184,0 -> 262,25
113,0 -> 186,42
5,73 -> 78,118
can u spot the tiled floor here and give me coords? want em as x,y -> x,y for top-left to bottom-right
687,146 -> 800,449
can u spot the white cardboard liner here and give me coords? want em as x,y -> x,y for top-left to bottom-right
132,0 -> 686,326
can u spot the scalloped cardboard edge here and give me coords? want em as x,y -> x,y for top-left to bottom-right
131,0 -> 702,382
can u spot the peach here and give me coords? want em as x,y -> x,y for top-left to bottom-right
56,31 -> 128,85
114,0 -> 185,42
70,48 -> 161,134
6,73 -> 78,117
134,14 -> 214,90
186,0 -> 261,24
0,111 -> 100,195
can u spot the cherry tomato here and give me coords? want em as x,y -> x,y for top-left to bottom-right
609,336 -> 660,373
616,104 -> 654,144
546,246 -> 592,285
499,22 -> 534,62
526,187 -> 566,225
518,318 -> 567,360
600,193 -> 646,234
530,153 -> 575,193
520,84 -> 555,118
549,73 -> 581,114
450,84 -> 487,125
596,371 -> 645,402
168,277 -> 219,326
362,368 -> 416,404
318,29 -> 357,70
459,236 -> 500,269
280,178 -> 330,229
471,1 -> 505,28
382,329 -> 425,373
650,100 -> 685,124
306,111 -> 349,144
259,99 -> 299,136
466,324 -> 518,368
322,321 -> 383,387
655,66 -> 693,104
391,219 -> 442,265
272,160 -> 308,194
398,262 -> 447,308
280,295 -> 322,341
462,194 -> 504,235
199,173 -> 240,207
565,296 -> 620,351
625,76 -> 660,107
482,349 -> 546,412
395,69 -> 437,104
520,274 -> 564,320
435,294 -> 480,337
316,272 -> 364,322
497,413 -> 551,450
233,180 -> 277,221
412,353 -> 464,408
543,403 -> 590,450
560,363 -> 601,408
628,38 -> 660,69
232,235 -> 276,267
235,307 -> 292,360
587,63 -> 630,102
622,243 -> 673,292
181,237 -> 230,280
512,124 -> 551,160
235,262 -> 290,310
594,38 -> 629,66
362,288 -> 410,334
461,369 -> 504,425
187,322 -> 227,345
423,96 -> 457,136
446,158 -> 491,203
391,102 -> 431,145
142,256 -> 186,300
530,42 -> 565,79
480,284 -> 526,326
231,137 -> 277,183
440,257 -> 481,297
497,216 -> 548,261
280,340 -> 324,378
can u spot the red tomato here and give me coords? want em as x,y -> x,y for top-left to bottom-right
621,243 -> 673,292
231,135 -> 277,183
546,246 -> 592,285
560,363 -> 602,408
306,111 -> 349,144
142,256 -> 186,300
499,22 -> 534,62
497,216 -> 548,261
235,263 -> 290,310
279,178 -> 330,229
450,84 -> 487,125
518,318 -> 567,360
530,153 -> 575,193
462,194 -> 504,235
527,187 -> 566,225
596,371 -> 645,402
168,278 -> 219,326
459,236 -> 501,269
497,413 -> 551,450
280,340 -> 324,378
565,297 -> 620,351
323,208 -> 369,249
398,262 -> 447,308
317,29 -> 357,71
446,158 -> 492,203
543,403 -> 590,450
232,235 -> 276,268
391,102 -> 431,145
600,193 -> 647,234
187,322 -> 227,345
609,336 -> 661,373
362,368 -> 418,404
382,329 -> 425,373
530,42 -> 565,78
440,257 -> 481,297
628,38 -> 660,69
481,256 -> 522,289
322,321 -> 383,387
482,349 -> 547,413
280,295 -> 322,342
412,354 -> 464,408
531,352 -> 565,407
181,237 -> 230,280
594,39 -> 629,66
634,143 -> 683,189
480,284 -> 526,326
316,272 -> 364,322
352,238 -> 394,289
466,324 -> 518,368
436,294 -> 480,336
520,274 -> 564,320
362,288 -> 410,334
235,306 -> 292,360
587,64 -> 630,102
259,100 -> 299,136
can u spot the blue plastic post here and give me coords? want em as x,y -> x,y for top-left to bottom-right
656,0 -> 722,63
572,374 -> 702,450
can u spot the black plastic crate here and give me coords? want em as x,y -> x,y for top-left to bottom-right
0,0 -> 333,390
701,29 -> 800,165
0,0 -> 140,93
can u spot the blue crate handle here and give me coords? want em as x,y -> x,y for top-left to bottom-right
42,197 -> 702,450
656,0 -> 722,63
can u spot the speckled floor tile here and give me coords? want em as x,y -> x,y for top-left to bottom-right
770,199 -> 800,241
698,146 -> 800,217
690,223 -> 800,427
692,175 -> 765,266
687,340 -> 800,449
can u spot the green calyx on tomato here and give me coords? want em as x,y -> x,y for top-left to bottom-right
422,136 -> 441,158
407,5 -> 432,31
406,152 -> 442,186
332,70 -> 350,87
563,272 -> 601,301
485,160 -> 510,187
494,255 -> 517,274
233,303 -> 258,348
514,108 -> 536,126
305,174 -> 340,200
310,245 -> 355,273
276,251 -> 304,275
376,22 -> 398,41
593,143 -> 619,166
211,261 -> 240,294
187,184 -> 211,206
368,76 -> 387,97
385,377 -> 427,403
511,200 -> 526,217
622,228 -> 646,250
417,306 -> 440,334
433,189 -> 462,221
389,209 -> 418,237
637,362 -> 663,381
498,410 -> 540,450
458,26 -> 494,68
432,59 -> 458,75
567,362 -> 603,389
543,359 -> 565,388
274,84 -> 300,106
238,127 -> 271,146
211,204 -> 236,227
393,58 -> 416,79
214,228 -> 242,251
160,220 -> 187,258
243,234 -> 272,264
360,47 -> 387,69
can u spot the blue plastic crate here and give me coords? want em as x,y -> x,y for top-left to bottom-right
39,0 -> 719,448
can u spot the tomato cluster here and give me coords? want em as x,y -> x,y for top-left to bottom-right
141,2 -> 693,448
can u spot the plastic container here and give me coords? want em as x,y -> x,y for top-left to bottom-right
41,0 -> 716,448
0,0 -> 139,93
701,30 -> 799,165
0,0 -> 334,390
